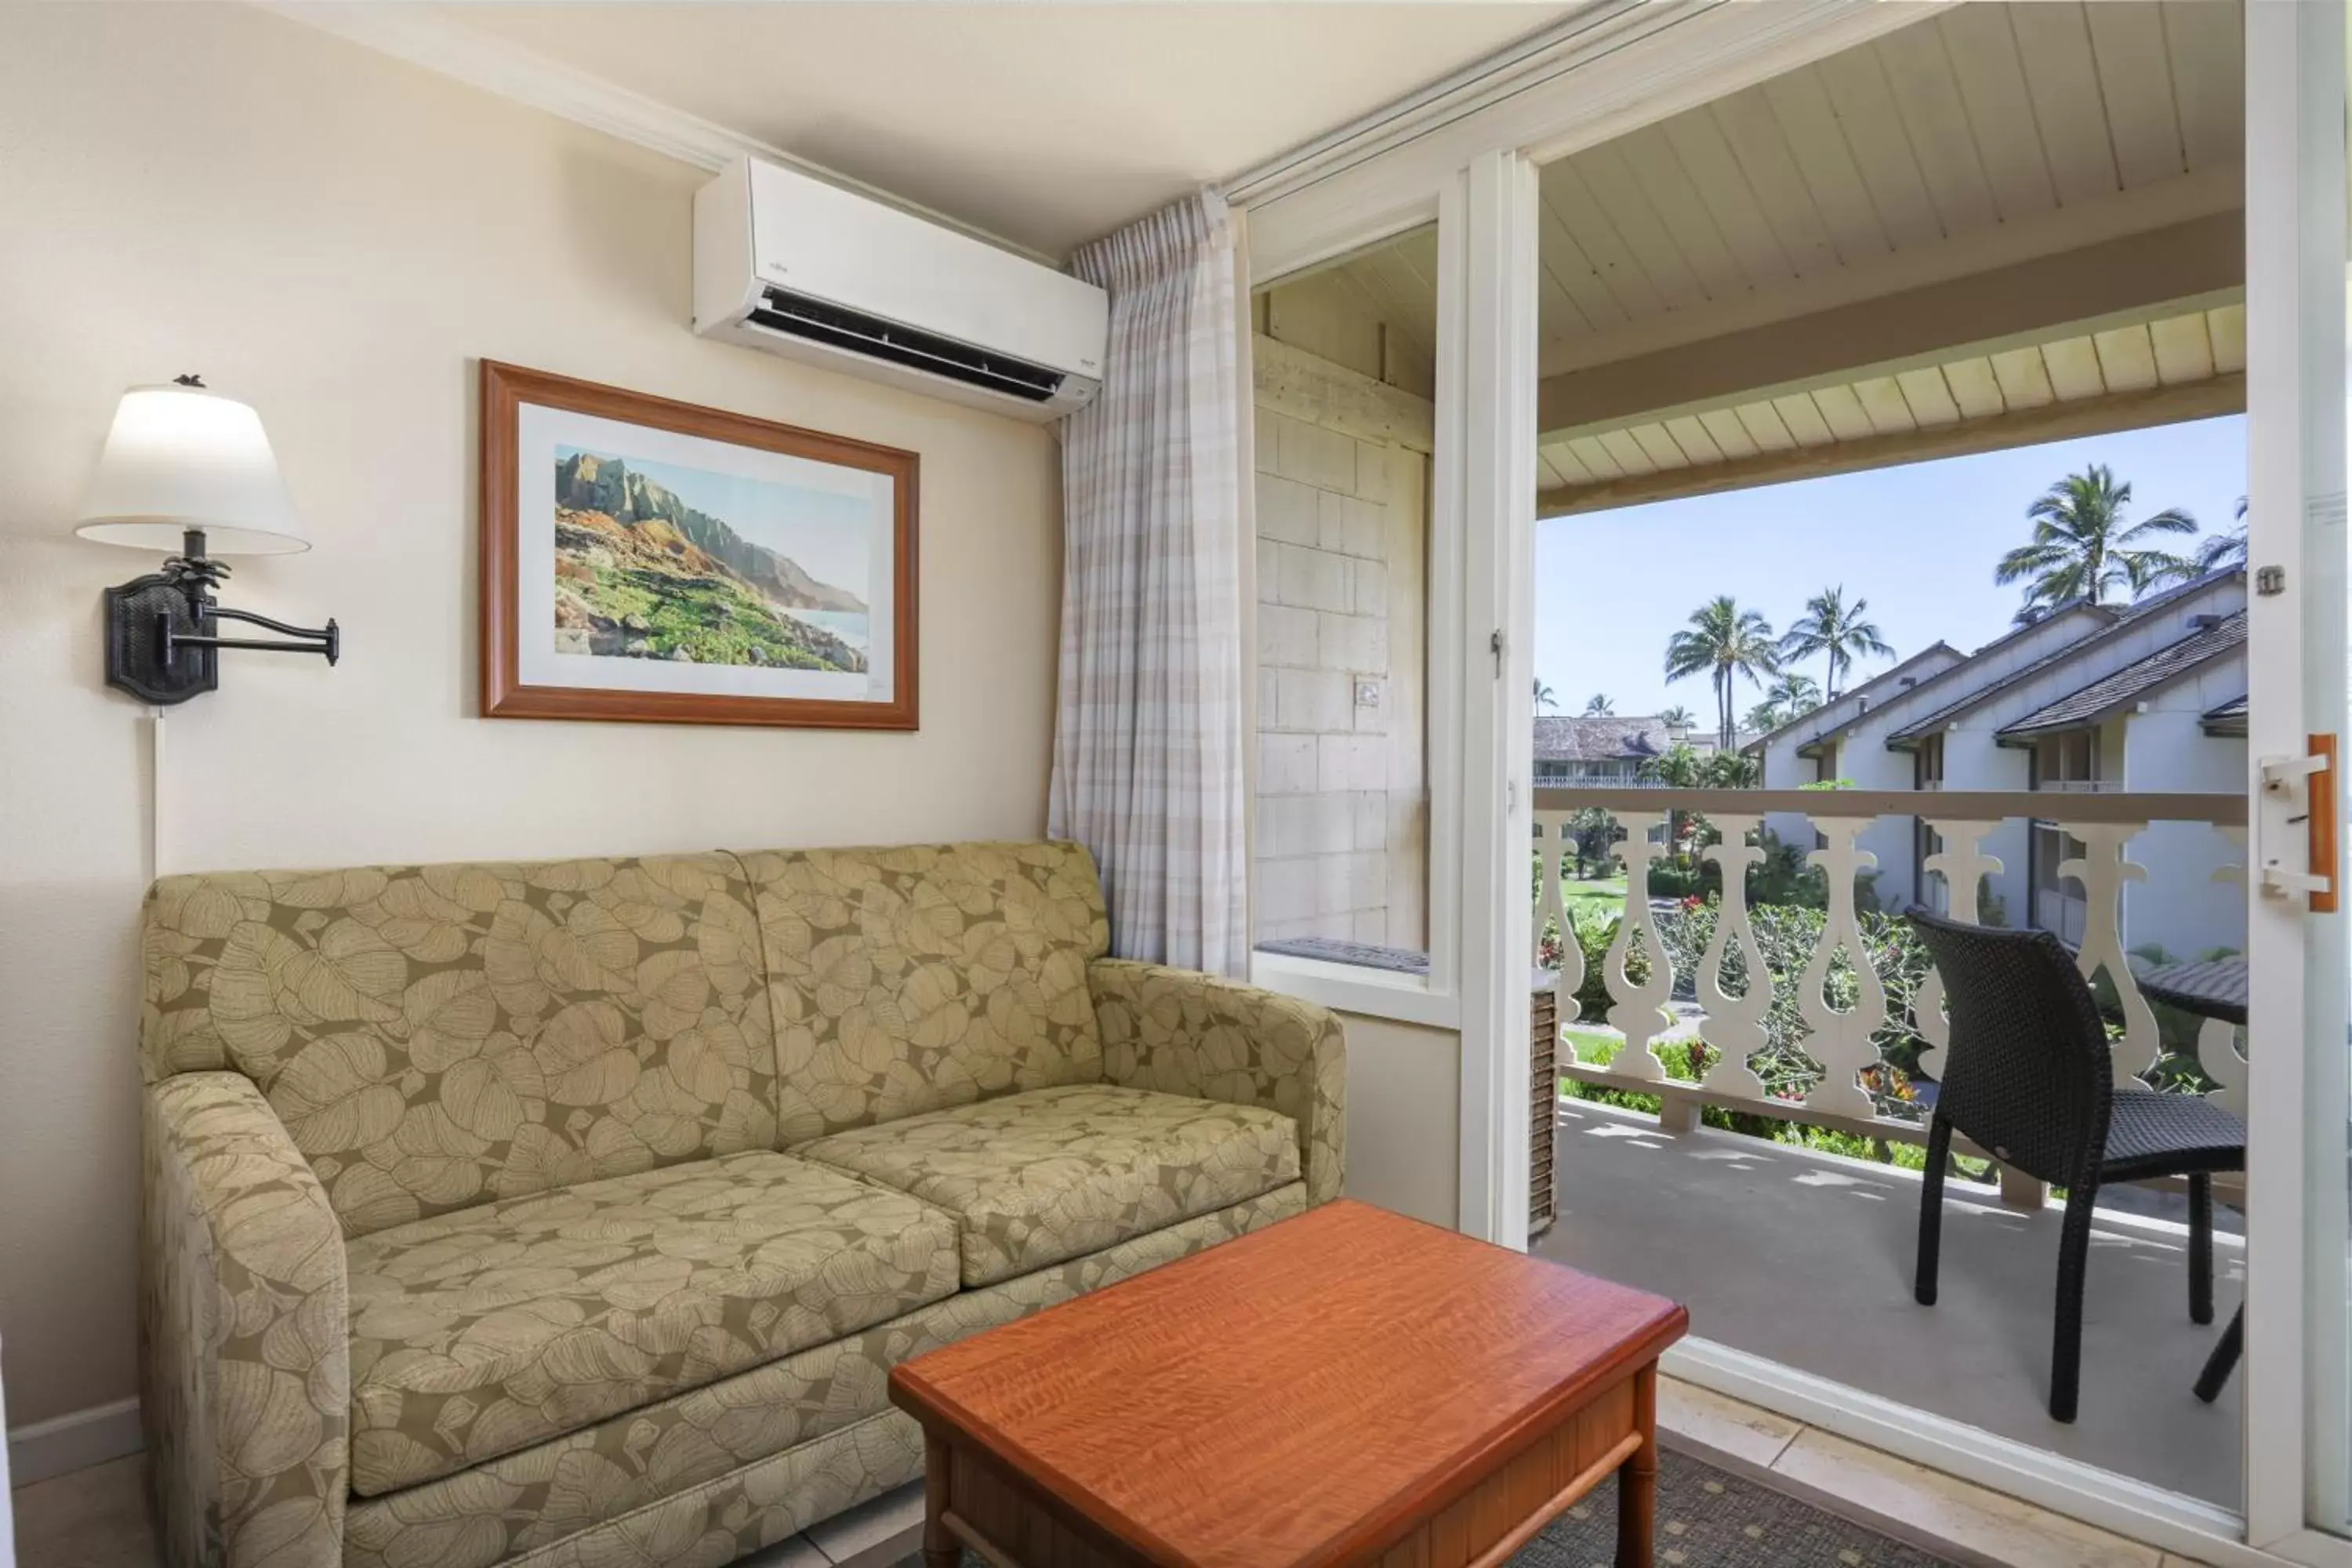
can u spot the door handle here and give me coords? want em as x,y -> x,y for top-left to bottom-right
2311,733 -> 2339,914
2259,739 -> 2338,909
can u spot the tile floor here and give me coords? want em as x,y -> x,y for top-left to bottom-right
9,1376 -> 2206,1568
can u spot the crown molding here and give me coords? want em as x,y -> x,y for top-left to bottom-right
1236,0 -> 1950,282
255,2 -> 1059,265
1218,0 -> 1688,209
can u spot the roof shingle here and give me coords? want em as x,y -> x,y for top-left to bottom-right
1533,715 -> 1670,763
1886,569 -> 2245,747
1996,612 -> 2247,741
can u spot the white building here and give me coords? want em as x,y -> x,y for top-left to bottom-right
1533,714 -> 1675,786
1748,570 -> 2248,960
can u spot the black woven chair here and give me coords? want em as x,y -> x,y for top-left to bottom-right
1905,908 -> 2246,1424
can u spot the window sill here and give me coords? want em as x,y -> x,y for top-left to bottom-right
1247,950 -> 1461,1029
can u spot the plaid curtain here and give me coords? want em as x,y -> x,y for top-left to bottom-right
1049,191 -> 1249,976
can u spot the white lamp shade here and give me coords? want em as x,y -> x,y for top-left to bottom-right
74,383 -> 307,554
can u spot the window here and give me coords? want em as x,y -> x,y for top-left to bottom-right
1915,732 -> 1944,790
1914,822 -> 1947,914
2024,738 -> 2092,943
2031,730 -> 2097,790
1250,223 -> 1436,973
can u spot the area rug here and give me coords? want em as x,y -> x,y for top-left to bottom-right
1508,1448 -> 1957,1567
899,1447 -> 1958,1567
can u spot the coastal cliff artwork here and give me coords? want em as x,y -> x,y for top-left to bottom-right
481,361 -> 918,728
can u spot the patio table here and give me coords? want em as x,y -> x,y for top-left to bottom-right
2139,957 -> 2249,1403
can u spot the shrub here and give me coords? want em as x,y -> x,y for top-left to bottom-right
1559,1035 -> 1990,1174
1653,895 -> 1931,1113
1646,862 -> 1706,900
1538,906 -> 1657,1023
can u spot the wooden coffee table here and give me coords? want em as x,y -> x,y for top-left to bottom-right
888,1199 -> 1687,1568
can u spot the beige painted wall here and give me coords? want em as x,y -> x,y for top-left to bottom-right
1336,1013 -> 1459,1229
0,3 -> 1062,1430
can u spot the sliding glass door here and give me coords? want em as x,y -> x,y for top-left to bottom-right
2244,2 -> 2352,1556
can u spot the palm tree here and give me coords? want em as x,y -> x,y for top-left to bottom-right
1582,693 -> 1615,716
1664,596 -> 1780,751
2190,495 -> 2249,575
1658,705 -> 1694,730
1996,465 -> 2198,617
1763,671 -> 1821,719
1744,673 -> 1819,737
1781,586 -> 1893,702
1534,679 -> 1559,712
1704,750 -> 1760,789
1636,742 -> 1709,895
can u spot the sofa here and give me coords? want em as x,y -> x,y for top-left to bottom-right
136,840 -> 1345,1568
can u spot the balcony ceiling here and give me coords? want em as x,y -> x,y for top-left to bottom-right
1287,2 -> 2247,516
1539,299 -> 2246,514
1534,0 -> 2247,514
1533,2 -> 2243,377
402,2 -> 1571,258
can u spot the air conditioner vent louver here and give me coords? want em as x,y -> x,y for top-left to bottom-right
750,288 -> 1063,404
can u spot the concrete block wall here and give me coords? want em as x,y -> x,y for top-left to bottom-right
1253,394 -> 1428,950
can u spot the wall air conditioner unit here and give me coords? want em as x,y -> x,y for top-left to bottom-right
694,157 -> 1107,422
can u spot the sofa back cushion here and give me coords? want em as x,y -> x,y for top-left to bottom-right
738,841 -> 1110,1144
140,854 -> 777,1235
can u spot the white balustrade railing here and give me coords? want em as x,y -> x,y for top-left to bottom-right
1533,788 -> 2252,1152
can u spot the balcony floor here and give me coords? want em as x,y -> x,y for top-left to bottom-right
1536,1098 -> 2244,1509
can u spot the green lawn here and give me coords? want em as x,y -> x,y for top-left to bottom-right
1561,875 -> 1628,917
1562,1025 -> 1621,1058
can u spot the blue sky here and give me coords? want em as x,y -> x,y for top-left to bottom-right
561,445 -> 875,599
1532,414 -> 2249,721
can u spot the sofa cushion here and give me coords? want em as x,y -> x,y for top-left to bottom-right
739,842 -> 1112,1145
793,1084 -> 1300,1287
140,854 -> 779,1236
343,1149 -> 959,1497
340,1188 -> 1309,1568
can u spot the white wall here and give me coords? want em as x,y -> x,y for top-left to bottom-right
1938,732 -> 2035,927
1337,1013 -> 1459,1227
1755,648 -> 1968,858
0,2 -> 1063,1436
2122,655 -> 2249,962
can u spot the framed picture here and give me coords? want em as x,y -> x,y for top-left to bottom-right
480,361 -> 918,728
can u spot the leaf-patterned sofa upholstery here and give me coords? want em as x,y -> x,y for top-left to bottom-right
137,841 -> 1344,1568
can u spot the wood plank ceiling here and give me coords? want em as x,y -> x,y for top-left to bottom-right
1540,301 -> 2245,509
1311,2 -> 2247,516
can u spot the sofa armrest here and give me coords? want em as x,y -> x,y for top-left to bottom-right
1091,959 -> 1345,1205
142,1073 -> 349,1568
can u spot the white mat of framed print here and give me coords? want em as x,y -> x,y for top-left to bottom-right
480,361 -> 918,728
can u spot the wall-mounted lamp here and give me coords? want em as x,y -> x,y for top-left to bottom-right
75,376 -> 338,705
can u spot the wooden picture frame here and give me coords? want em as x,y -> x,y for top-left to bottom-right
480,360 -> 919,728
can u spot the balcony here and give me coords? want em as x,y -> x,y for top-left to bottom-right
1529,786 -> 2249,1506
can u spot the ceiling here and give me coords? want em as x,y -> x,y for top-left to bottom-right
1261,2 -> 2248,514
1539,302 -> 2245,510
417,3 -> 1570,257
1526,0 -> 2249,513
1532,0 -> 2242,377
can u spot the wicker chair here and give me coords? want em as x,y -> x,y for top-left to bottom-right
1905,909 -> 2246,1423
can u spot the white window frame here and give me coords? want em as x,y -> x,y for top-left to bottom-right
1228,0 -> 1933,1246
2242,2 -> 2352,1561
